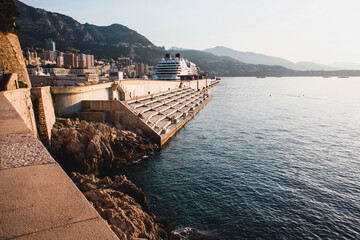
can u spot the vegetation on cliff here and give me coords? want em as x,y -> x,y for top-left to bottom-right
50,119 -> 158,175
0,0 -> 21,34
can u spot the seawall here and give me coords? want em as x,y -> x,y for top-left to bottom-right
51,78 -> 218,117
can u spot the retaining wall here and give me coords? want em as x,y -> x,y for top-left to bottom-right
31,87 -> 56,147
51,82 -> 116,116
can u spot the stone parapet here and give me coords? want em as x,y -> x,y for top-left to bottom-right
0,86 -> 118,240
2,88 -> 38,137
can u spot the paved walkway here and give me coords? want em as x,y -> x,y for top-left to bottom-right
0,93 -> 118,239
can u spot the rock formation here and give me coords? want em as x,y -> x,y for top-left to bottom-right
71,173 -> 173,240
50,120 -> 158,175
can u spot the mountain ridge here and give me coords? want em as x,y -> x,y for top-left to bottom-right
13,1 -> 360,77
14,0 -> 164,65
204,46 -> 339,71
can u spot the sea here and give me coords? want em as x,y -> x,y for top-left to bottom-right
116,77 -> 360,239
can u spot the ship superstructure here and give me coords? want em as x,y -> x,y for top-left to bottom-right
154,53 -> 199,80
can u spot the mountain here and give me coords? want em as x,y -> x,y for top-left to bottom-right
204,46 -> 338,71
14,0 -> 165,65
14,1 -> 360,77
168,47 -> 192,51
329,62 -> 360,70
168,50 -> 293,77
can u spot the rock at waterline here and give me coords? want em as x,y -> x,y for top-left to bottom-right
50,120 -> 158,175
71,173 -> 174,240
172,227 -> 219,240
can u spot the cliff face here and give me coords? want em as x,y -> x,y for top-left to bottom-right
50,120 -> 158,175
14,0 -> 152,46
0,32 -> 31,87
71,173 -> 173,240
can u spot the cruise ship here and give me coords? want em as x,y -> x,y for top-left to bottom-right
154,53 -> 199,80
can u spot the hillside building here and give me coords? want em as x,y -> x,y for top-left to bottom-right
45,38 -> 56,51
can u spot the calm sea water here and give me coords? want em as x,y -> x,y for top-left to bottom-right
117,77 -> 360,239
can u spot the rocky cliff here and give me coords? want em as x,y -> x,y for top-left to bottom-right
71,173 -> 174,240
50,120 -> 158,175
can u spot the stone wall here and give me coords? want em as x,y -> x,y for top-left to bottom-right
0,33 -> 31,88
0,73 -> 19,90
2,88 -> 37,137
31,87 -> 56,147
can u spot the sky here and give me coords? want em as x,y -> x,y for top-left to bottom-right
20,0 -> 360,65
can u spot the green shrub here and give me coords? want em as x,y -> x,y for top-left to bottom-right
53,121 -> 64,129
18,80 -> 27,88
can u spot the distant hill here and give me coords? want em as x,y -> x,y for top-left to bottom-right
204,46 -> 339,71
168,50 -> 293,77
14,0 -> 165,65
329,62 -> 360,70
14,1 -> 360,77
168,47 -> 192,51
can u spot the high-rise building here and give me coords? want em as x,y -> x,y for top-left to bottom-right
74,55 -> 79,68
117,57 -> 132,68
63,53 -> 75,68
43,50 -> 57,61
45,38 -> 56,51
86,54 -> 94,67
77,54 -> 86,68
56,55 -> 64,66
135,63 -> 147,76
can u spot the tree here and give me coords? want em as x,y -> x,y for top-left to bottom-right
0,0 -> 21,34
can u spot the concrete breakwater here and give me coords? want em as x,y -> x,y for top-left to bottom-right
76,81 -> 219,147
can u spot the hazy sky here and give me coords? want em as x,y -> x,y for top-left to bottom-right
21,0 -> 360,64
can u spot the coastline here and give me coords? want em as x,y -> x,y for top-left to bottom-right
49,119 -> 218,239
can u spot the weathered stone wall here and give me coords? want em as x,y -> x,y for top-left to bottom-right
0,73 -> 18,90
31,87 -> 56,147
0,32 -> 31,88
2,88 -> 37,137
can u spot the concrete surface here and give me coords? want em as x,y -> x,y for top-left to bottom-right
0,91 -> 118,239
